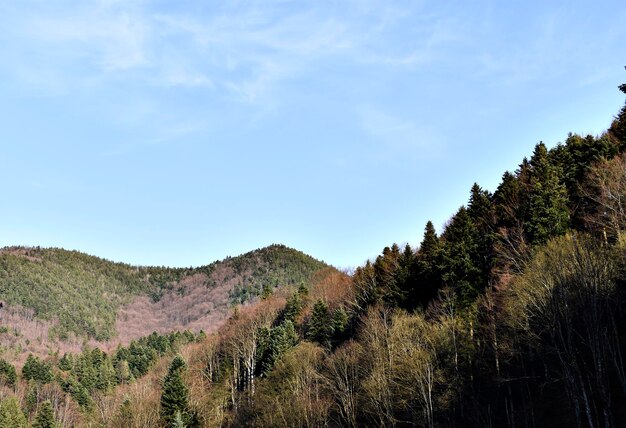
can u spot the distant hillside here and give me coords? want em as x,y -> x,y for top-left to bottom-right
0,244 -> 329,345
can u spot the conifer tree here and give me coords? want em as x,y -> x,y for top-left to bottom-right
413,221 -> 442,307
332,306 -> 349,344
440,207 -> 483,303
172,410 -> 187,428
308,300 -> 333,348
33,400 -> 56,428
0,359 -> 17,387
58,353 -> 73,371
161,355 -> 193,427
526,142 -> 570,245
0,396 -> 28,428
396,244 -> 417,308
22,354 -> 53,384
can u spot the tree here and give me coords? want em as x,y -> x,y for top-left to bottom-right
22,354 -> 53,384
440,207 -> 483,303
308,300 -> 333,348
0,359 -> 17,387
412,221 -> 443,308
0,396 -> 28,428
525,142 -> 570,245
33,400 -> 56,428
161,355 -> 194,427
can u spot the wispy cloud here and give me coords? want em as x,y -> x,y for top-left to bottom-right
0,1 -> 464,100
358,106 -> 443,159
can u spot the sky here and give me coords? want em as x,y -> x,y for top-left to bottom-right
1,0 -> 625,269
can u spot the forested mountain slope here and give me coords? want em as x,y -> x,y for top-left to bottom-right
1,82 -> 626,427
121,77 -> 626,428
0,244 -> 330,352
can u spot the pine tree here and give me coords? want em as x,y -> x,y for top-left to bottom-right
22,354 -> 53,384
161,355 -> 193,427
374,244 -> 403,306
33,400 -> 56,428
440,207 -> 483,303
308,300 -> 332,348
467,183 -> 495,286
332,306 -> 349,344
283,292 -> 303,322
0,359 -> 17,387
172,410 -> 187,428
58,353 -> 73,371
526,142 -> 570,245
396,244 -> 417,308
412,221 -> 442,308
0,396 -> 28,428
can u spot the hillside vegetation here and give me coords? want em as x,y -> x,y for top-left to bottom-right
1,81 -> 626,427
109,77 -> 626,427
0,244 -> 329,342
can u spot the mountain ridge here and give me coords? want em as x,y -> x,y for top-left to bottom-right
0,243 -> 332,361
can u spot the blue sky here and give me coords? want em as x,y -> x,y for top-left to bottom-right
1,0 -> 625,269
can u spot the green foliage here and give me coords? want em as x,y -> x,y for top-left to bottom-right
283,291 -> 304,322
413,220 -> 443,308
308,300 -> 333,348
440,207 -> 483,303
0,396 -> 27,428
160,355 -> 195,427
256,320 -> 299,376
526,142 -> 570,245
227,245 -> 329,304
33,400 -> 57,428
58,353 -> 73,371
0,359 -> 17,387
0,244 -> 327,340
22,354 -> 53,384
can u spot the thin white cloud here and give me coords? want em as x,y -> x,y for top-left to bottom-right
358,106 -> 443,159
0,1 -> 464,99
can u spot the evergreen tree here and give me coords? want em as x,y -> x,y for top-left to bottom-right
413,221 -> 443,308
283,291 -> 304,322
440,207 -> 483,303
33,400 -> 56,428
58,353 -> 73,371
374,244 -> 404,306
0,396 -> 28,428
467,183 -> 495,286
308,300 -> 333,348
22,354 -> 53,384
161,355 -> 194,427
396,244 -> 417,309
332,306 -> 349,345
0,359 -> 17,387
172,410 -> 187,428
526,142 -> 570,245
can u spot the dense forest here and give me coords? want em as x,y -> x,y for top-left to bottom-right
1,80 -> 626,426
0,244 -> 329,342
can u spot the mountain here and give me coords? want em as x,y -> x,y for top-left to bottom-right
0,244 -> 331,359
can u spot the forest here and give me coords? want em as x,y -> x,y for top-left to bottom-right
0,80 -> 626,426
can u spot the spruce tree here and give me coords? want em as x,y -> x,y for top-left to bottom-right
526,142 -> 570,245
161,355 -> 193,427
308,300 -> 332,348
0,396 -> 28,428
0,359 -> 17,387
440,207 -> 483,303
33,400 -> 56,428
413,221 -> 442,308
